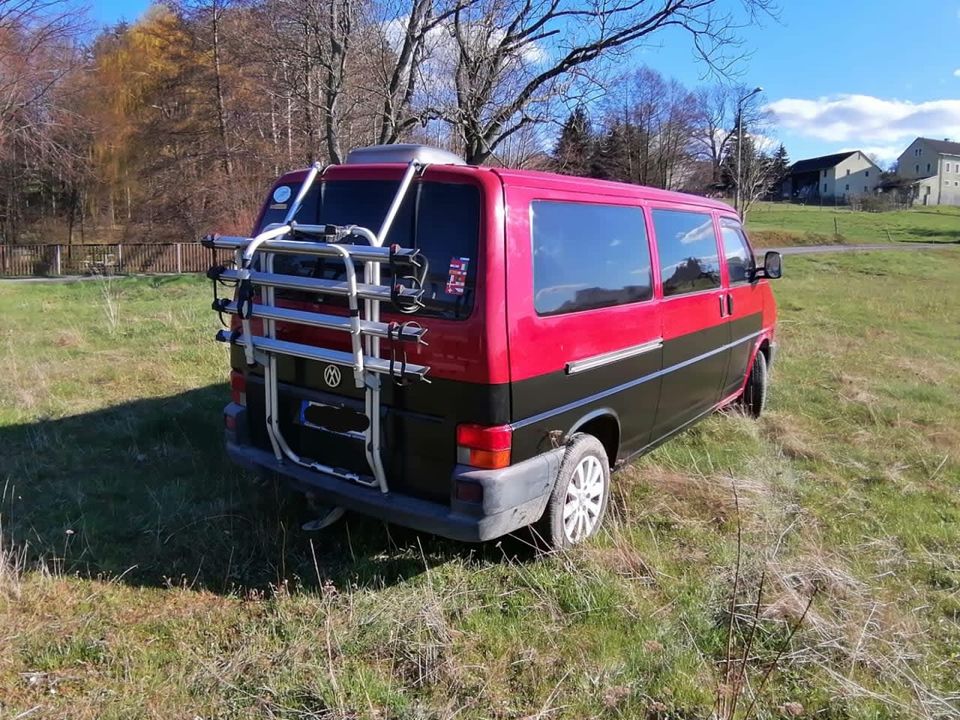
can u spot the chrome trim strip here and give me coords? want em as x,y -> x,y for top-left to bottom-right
512,329 -> 764,429
565,338 -> 663,375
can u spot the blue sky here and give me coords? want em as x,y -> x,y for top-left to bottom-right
89,0 -> 960,167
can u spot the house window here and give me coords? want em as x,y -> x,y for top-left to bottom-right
946,163 -> 951,173
865,170 -> 869,177
845,184 -> 850,191
823,183 -> 828,192
822,170 -> 827,178
864,186 -> 868,192
916,164 -> 920,173
927,163 -> 932,173
846,169 -> 851,176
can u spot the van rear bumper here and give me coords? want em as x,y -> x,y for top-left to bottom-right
226,440 -> 562,543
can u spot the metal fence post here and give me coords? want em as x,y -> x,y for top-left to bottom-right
54,245 -> 62,276
176,243 -> 183,274
117,243 -> 123,273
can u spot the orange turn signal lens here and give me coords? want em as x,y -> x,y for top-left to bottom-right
456,423 -> 512,469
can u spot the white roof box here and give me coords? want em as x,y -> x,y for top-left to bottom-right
345,144 -> 467,166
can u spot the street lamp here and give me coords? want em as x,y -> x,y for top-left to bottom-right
735,86 -> 763,216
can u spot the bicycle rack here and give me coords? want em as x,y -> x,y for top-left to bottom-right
203,159 -> 430,493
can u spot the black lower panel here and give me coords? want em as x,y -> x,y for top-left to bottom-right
653,322 -> 730,439
508,314 -> 765,464
721,313 -> 764,397
245,376 -> 452,504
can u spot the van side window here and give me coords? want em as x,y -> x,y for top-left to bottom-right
652,210 -> 721,297
719,218 -> 756,284
531,201 -> 652,316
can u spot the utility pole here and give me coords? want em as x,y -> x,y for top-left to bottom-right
735,86 -> 763,216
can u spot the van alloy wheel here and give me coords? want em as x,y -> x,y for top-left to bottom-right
539,433 -> 611,549
563,455 -> 606,543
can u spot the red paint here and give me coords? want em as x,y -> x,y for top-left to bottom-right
247,163 -> 777,395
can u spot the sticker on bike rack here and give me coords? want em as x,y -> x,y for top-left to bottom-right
272,185 -> 292,203
446,257 -> 469,295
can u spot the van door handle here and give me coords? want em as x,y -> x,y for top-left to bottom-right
719,295 -> 727,317
727,294 -> 734,316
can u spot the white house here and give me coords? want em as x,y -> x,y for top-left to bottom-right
783,151 -> 882,202
896,138 -> 960,206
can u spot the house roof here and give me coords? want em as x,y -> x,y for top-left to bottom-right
916,137 -> 960,156
789,151 -> 857,174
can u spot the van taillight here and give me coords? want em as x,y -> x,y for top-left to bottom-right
456,424 -> 512,470
230,370 -> 246,406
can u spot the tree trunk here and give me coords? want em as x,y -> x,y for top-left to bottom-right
212,3 -> 233,177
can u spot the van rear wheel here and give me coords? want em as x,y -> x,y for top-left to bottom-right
540,433 -> 610,550
741,350 -> 768,418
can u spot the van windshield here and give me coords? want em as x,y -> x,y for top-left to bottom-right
257,179 -> 480,320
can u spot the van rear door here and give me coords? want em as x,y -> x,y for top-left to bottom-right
237,170 -> 494,502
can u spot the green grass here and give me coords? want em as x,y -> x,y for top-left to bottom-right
745,201 -> 960,247
1,253 -> 959,719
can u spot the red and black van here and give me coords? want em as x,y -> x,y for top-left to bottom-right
205,144 -> 781,548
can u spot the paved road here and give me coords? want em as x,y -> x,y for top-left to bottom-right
767,242 -> 955,255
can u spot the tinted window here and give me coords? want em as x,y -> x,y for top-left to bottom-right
258,180 -> 480,320
531,201 -> 652,316
719,218 -> 756,284
652,210 -> 720,297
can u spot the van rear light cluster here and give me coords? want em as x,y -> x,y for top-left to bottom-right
230,370 -> 247,406
456,423 -> 512,470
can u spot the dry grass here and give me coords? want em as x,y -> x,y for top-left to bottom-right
1,250 -> 959,718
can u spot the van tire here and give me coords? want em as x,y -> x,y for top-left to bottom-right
539,433 -> 610,550
742,350 -> 768,418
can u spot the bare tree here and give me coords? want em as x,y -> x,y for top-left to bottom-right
691,83 -> 767,190
366,0 -> 473,145
0,0 -> 87,243
439,0 -> 776,165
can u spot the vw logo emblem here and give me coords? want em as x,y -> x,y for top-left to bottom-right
323,364 -> 342,388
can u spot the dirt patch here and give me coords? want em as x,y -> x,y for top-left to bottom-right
762,413 -> 825,462
751,230 -> 845,248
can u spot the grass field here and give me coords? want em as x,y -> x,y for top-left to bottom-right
745,202 -> 960,247
2,250 -> 959,719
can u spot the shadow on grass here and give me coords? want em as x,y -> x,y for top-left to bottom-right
1,385 -> 535,594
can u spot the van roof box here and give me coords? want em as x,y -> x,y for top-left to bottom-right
345,144 -> 467,167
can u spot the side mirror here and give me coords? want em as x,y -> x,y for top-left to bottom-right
762,251 -> 782,279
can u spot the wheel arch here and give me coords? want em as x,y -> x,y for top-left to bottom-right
567,408 -> 621,468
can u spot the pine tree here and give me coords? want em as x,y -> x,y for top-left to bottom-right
770,143 -> 790,186
553,108 -> 594,177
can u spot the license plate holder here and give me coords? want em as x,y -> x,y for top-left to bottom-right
298,400 -> 369,435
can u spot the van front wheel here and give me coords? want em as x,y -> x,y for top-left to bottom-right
540,433 -> 610,550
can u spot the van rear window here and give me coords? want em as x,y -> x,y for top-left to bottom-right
258,180 -> 480,320
531,201 -> 653,316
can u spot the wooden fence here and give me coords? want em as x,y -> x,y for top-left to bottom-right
0,243 -> 232,278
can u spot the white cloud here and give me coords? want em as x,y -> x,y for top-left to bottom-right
765,94 -> 960,149
954,68 -> 960,78
839,145 -> 902,164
